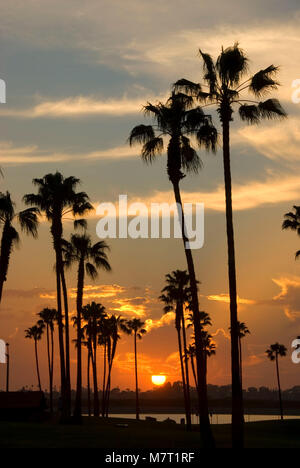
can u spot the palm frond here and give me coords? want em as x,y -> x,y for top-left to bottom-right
173,78 -> 202,97
199,50 -> 217,93
249,65 -> 279,96
141,137 -> 164,163
239,104 -> 260,124
258,99 -> 287,120
74,218 -> 87,230
18,207 -> 40,237
180,136 -> 202,173
128,125 -> 155,146
86,262 -> 98,279
216,42 -> 248,86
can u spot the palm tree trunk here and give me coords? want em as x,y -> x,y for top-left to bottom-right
50,326 -> 54,413
102,342 -> 107,417
87,345 -> 91,417
172,180 -> 214,447
191,354 -> 198,389
54,246 -> 66,411
74,258 -> 84,421
45,324 -> 53,413
92,318 -> 99,416
275,355 -> 283,420
0,221 -> 13,304
6,343 -> 9,392
134,331 -> 140,420
222,117 -> 244,447
176,326 -> 188,426
61,267 -> 71,416
181,311 -> 192,430
34,339 -> 42,392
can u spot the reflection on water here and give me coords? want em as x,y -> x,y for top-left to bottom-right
108,413 -> 300,425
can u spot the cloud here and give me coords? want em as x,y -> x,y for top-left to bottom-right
272,276 -> 300,321
130,174 -> 300,212
236,118 -> 300,163
207,294 -> 256,305
69,284 -> 126,300
0,141 -> 139,165
144,312 -> 175,332
0,94 -> 166,119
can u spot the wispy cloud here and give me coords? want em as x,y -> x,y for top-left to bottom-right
272,276 -> 300,321
207,294 -> 256,305
0,93 -> 167,119
131,174 -> 300,212
0,141 -> 138,165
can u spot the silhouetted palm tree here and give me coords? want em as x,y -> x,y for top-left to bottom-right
237,321 -> 250,388
25,324 -> 44,391
101,315 -> 125,417
37,308 -> 57,412
175,44 -> 286,447
159,270 -> 192,430
129,92 -> 216,445
82,301 -> 107,416
266,343 -> 287,420
24,172 -> 93,417
0,192 -> 39,303
282,206 -> 300,259
63,234 -> 111,420
123,318 -> 147,420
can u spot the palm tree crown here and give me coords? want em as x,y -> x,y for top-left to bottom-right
129,92 -> 217,184
174,43 -> 286,125
0,191 -> 39,301
282,205 -> 300,259
266,343 -> 287,361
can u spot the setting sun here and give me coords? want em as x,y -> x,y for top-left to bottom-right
151,375 -> 166,386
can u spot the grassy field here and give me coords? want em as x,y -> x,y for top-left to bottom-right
0,416 -> 300,448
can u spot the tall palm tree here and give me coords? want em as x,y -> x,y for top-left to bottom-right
25,324 -> 44,391
129,92 -> 217,445
282,206 -> 300,259
175,44 -> 286,447
82,301 -> 107,416
63,234 -> 111,420
23,172 -> 93,417
0,192 -> 39,303
37,308 -> 57,413
159,270 -> 192,430
123,318 -> 147,420
102,315 -> 125,417
266,343 -> 287,420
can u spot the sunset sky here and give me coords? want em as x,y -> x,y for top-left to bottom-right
0,0 -> 300,393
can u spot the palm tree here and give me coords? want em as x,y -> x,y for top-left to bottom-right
175,44 -> 286,447
123,318 -> 147,420
129,92 -> 217,445
25,324 -> 44,391
63,234 -> 111,420
159,270 -> 192,430
101,314 -> 125,417
23,172 -> 93,417
37,308 -> 57,413
282,206 -> 300,259
237,321 -> 250,388
266,343 -> 287,420
0,192 -> 39,303
82,302 -> 107,416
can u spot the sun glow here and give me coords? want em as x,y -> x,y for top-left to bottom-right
151,375 -> 166,386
